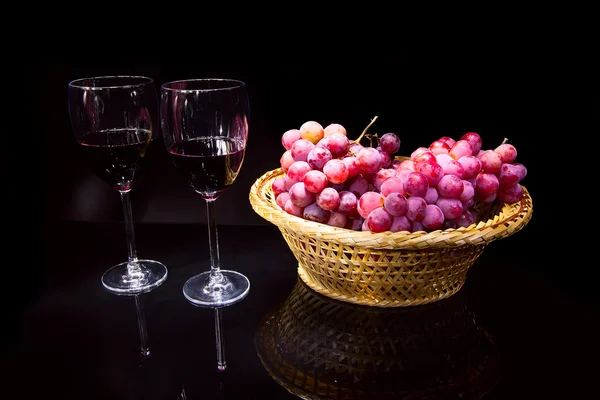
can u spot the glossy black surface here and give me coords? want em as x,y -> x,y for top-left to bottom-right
5,221 -> 593,399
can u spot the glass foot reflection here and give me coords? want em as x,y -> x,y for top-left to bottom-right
102,259 -> 168,295
183,270 -> 250,308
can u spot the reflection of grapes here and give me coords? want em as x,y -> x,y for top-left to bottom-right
275,119 -> 527,233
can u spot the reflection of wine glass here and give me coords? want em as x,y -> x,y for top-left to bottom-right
255,278 -> 500,399
68,76 -> 168,355
160,78 -> 250,307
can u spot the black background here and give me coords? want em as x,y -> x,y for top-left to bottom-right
5,38 -> 587,322
3,28 -> 596,398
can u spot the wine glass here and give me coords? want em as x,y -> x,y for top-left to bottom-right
160,78 -> 250,308
68,76 -> 168,355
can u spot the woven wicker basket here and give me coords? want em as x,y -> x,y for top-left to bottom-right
249,163 -> 533,307
255,278 -> 500,399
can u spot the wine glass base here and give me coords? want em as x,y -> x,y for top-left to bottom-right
102,259 -> 168,295
183,270 -> 250,308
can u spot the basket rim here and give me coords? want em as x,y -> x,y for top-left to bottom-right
249,165 -> 533,249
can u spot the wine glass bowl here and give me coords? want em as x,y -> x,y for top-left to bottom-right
68,76 -> 168,296
160,78 -> 250,308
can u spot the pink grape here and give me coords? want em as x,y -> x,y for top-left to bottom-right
323,159 -> 349,184
412,151 -> 436,170
291,138 -> 316,162
380,176 -> 405,197
286,161 -> 311,184
436,197 -> 464,220
478,150 -> 503,174
455,210 -> 475,228
303,202 -> 330,223
439,136 -> 456,148
361,218 -> 371,231
283,175 -> 295,191
460,132 -> 482,154
271,177 -> 286,196
307,147 -> 332,170
342,156 -> 360,179
514,163 -> 528,181
498,163 -> 521,186
303,170 -> 328,193
459,180 -> 475,204
284,199 -> 304,218
373,168 -> 396,191
327,211 -> 347,228
289,182 -> 316,208
416,161 -> 444,186
383,192 -> 408,217
276,192 -> 290,209
404,171 -> 429,197
424,186 -> 439,204
498,183 -> 524,203
326,132 -> 350,158
280,150 -> 295,172
337,191 -> 359,216
410,147 -> 430,159
316,136 -> 330,149
377,148 -> 392,169
282,129 -> 301,150
406,196 -> 427,222
317,187 -> 341,210
422,204 -> 445,230
367,207 -> 393,232
355,147 -> 383,174
429,140 -> 450,155
323,123 -> 347,137
495,143 -> 517,163
437,174 -> 464,198
299,120 -> 325,144
449,139 -> 473,159
435,153 -> 454,166
347,174 -> 369,197
348,142 -> 364,154
441,160 -> 464,178
357,191 -> 385,219
390,216 -> 411,232
396,159 -> 415,171
457,155 -> 482,179
395,168 -> 413,183
475,172 -> 500,196
379,132 -> 401,154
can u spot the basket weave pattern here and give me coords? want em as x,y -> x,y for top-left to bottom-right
250,166 -> 533,307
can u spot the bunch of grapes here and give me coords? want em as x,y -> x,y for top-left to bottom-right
272,117 -> 527,233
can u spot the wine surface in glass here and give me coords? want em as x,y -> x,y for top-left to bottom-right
168,137 -> 245,199
80,128 -> 153,191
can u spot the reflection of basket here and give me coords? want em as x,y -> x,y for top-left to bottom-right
249,166 -> 533,307
255,279 -> 500,399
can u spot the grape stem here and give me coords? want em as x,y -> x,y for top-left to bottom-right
502,137 -> 508,145
353,116 -> 379,145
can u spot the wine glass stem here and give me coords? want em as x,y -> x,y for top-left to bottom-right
214,307 -> 226,371
135,294 -> 150,357
205,199 -> 222,279
120,190 -> 140,270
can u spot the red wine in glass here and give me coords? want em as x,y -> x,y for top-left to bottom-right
167,137 -> 245,199
80,128 -> 154,191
